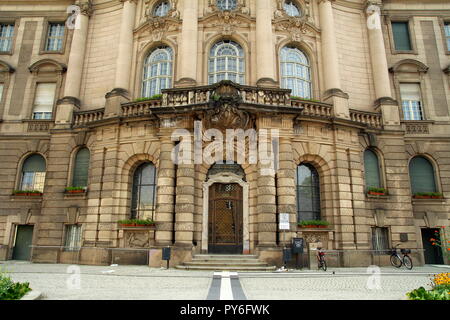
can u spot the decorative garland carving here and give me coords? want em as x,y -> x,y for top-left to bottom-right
205,0 -> 249,15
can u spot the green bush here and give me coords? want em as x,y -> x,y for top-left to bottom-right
0,271 -> 31,300
134,94 -> 162,102
414,192 -> 443,197
118,218 -> 155,226
367,187 -> 387,194
298,220 -> 330,227
406,285 -> 450,300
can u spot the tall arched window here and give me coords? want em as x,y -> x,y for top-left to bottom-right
72,148 -> 90,188
131,163 -> 157,220
280,46 -> 311,99
208,40 -> 245,85
364,149 -> 381,190
142,46 -> 173,98
153,1 -> 170,17
217,0 -> 237,11
284,1 -> 301,17
296,163 -> 321,221
20,154 -> 46,192
409,156 -> 437,194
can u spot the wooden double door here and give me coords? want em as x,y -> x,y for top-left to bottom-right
208,183 -> 243,254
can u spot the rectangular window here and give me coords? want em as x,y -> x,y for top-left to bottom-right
0,23 -> 14,52
445,22 -> 450,51
372,227 -> 390,254
0,83 -> 3,102
32,83 -> 56,120
64,225 -> 82,251
400,83 -> 423,120
45,23 -> 65,52
392,21 -> 412,51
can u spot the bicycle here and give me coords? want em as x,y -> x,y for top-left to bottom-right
317,247 -> 327,271
390,244 -> 413,270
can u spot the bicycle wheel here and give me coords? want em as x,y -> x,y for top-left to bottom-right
403,255 -> 413,270
321,260 -> 327,272
390,254 -> 402,268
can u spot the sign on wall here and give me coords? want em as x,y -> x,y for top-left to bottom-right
279,213 -> 290,230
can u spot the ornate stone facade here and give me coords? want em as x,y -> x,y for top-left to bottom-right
0,0 -> 449,268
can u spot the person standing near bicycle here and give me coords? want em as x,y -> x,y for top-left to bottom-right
317,247 -> 327,271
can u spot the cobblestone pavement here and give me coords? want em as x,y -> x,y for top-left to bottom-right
1,261 -> 448,300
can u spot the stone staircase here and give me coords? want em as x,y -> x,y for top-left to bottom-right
176,254 -> 277,272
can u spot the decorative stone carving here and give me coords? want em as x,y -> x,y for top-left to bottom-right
144,0 -> 179,19
125,231 -> 151,248
142,0 -> 181,41
204,81 -> 252,130
75,0 -> 93,16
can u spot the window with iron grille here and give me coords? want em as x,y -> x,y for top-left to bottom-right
131,162 -> 157,220
64,224 -> 82,251
296,163 -> 321,222
372,227 -> 390,254
0,23 -> 14,52
45,23 -> 65,52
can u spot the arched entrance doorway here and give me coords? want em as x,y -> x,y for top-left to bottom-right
202,163 -> 249,254
208,183 -> 243,254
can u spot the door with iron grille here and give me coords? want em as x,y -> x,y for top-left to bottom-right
208,183 -> 243,254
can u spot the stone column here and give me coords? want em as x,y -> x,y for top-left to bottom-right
114,0 -> 137,91
365,1 -> 400,128
55,0 -> 92,127
276,125 -> 297,246
174,122 -> 195,246
319,0 -> 350,119
256,117 -> 277,246
177,0 -> 198,87
256,0 -> 277,87
155,133 -> 176,246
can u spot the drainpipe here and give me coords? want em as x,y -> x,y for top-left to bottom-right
346,148 -> 358,249
95,147 -> 107,245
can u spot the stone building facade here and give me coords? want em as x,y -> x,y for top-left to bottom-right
0,0 -> 449,268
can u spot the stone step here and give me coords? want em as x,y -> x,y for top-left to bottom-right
193,254 -> 259,260
176,254 -> 276,271
183,261 -> 269,267
176,265 -> 277,272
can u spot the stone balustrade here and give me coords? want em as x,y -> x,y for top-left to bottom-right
25,120 -> 54,133
122,99 -> 161,117
292,99 -> 333,118
73,108 -> 104,127
349,109 -> 383,129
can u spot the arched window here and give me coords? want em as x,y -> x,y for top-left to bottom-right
20,154 -> 46,192
364,149 -> 381,190
284,1 -> 301,17
208,40 -> 245,85
153,1 -> 170,17
142,46 -> 173,98
409,156 -> 437,194
296,163 -> 321,221
217,0 -> 237,11
280,46 -> 311,99
131,163 -> 157,220
72,148 -> 90,188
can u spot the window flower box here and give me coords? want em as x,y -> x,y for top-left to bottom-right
367,187 -> 387,196
12,190 -> 43,197
413,192 -> 443,199
118,219 -> 155,228
298,220 -> 330,229
64,187 -> 87,194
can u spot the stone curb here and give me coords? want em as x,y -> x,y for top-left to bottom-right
20,290 -> 42,300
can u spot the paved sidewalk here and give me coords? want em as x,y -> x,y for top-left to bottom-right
1,261 -> 448,300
